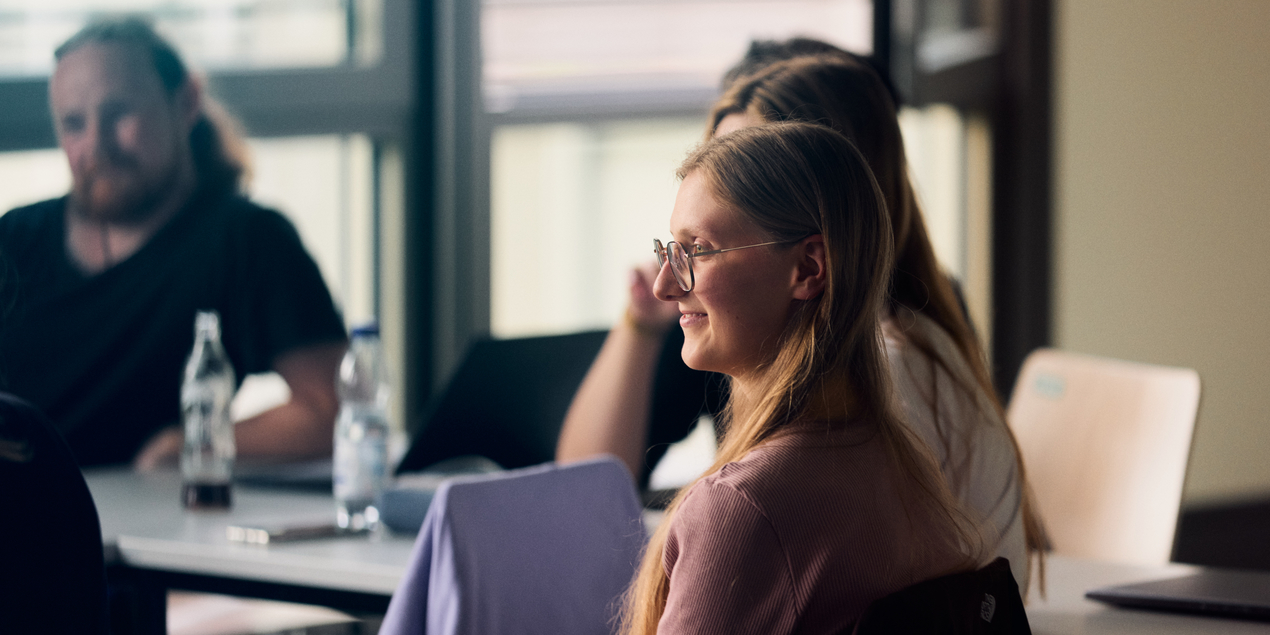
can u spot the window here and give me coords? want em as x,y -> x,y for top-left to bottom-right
485,0 -> 875,338
0,0 -> 416,428
483,0 -> 988,343
0,0 -> 377,77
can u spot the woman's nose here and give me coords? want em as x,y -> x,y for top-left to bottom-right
652,259 -> 685,301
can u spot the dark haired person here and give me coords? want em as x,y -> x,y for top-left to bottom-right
0,19 -> 347,468
718,36 -> 902,107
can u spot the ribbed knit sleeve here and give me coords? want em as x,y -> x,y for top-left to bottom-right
659,478 -> 800,635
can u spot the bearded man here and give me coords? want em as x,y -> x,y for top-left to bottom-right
0,19 -> 348,468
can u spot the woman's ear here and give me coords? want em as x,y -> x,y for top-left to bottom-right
791,234 -> 827,301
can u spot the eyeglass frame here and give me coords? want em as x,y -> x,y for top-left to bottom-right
652,238 -> 791,292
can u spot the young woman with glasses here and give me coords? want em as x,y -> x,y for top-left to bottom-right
620,121 -> 982,634
557,51 -> 1044,592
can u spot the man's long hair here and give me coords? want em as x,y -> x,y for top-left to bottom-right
54,17 -> 249,194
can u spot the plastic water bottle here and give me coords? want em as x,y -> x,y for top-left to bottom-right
180,310 -> 237,509
334,323 -> 391,531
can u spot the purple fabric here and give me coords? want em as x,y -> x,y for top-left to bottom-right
379,456 -> 645,635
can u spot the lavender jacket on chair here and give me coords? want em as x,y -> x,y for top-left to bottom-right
379,456 -> 646,635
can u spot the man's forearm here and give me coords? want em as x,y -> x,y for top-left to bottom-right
235,341 -> 346,460
234,399 -> 336,459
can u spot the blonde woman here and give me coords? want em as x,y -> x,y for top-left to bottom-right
559,54 -> 1043,590
622,122 -> 984,634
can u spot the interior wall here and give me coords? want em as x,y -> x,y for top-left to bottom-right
1053,0 -> 1270,505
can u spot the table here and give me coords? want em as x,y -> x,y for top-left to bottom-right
88,467 -> 412,615
88,468 -> 1270,633
1023,556 -> 1270,634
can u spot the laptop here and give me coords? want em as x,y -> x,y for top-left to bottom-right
395,330 -> 608,474
236,330 -> 608,490
1086,568 -> 1270,621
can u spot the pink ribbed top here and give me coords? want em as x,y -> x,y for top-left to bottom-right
658,422 -> 968,634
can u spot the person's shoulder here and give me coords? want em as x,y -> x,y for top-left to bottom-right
689,435 -> 833,518
0,391 -> 48,425
684,464 -> 766,516
203,191 -> 291,225
3,197 -> 62,217
0,198 -> 64,266
197,190 -> 304,242
0,197 -> 63,236
884,311 -> 979,379
670,468 -> 783,559
716,425 -> 892,511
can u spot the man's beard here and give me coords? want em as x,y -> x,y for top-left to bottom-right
70,156 -> 184,224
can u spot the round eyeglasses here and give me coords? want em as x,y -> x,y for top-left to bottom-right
653,238 -> 789,292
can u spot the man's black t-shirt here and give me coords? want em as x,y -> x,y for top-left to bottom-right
0,187 -> 347,466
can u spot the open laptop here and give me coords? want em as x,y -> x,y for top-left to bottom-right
237,330 -> 608,489
1086,568 -> 1270,621
395,330 -> 609,474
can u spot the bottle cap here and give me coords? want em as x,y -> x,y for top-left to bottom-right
350,321 -> 380,338
195,310 -> 221,337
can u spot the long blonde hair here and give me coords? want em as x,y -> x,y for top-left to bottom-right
620,122 -> 981,634
710,55 -> 1047,580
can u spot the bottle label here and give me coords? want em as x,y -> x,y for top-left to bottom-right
333,415 -> 389,503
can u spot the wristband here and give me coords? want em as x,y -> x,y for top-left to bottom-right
624,308 -> 669,339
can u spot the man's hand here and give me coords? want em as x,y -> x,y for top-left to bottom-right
133,342 -> 345,471
133,425 -> 183,472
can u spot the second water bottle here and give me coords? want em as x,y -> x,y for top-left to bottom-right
333,323 -> 391,531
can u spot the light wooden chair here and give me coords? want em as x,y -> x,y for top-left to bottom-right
1007,349 -> 1201,565
167,592 -> 358,635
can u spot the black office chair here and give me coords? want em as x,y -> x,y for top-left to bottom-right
396,331 -> 609,474
852,558 -> 1031,635
0,392 -> 109,634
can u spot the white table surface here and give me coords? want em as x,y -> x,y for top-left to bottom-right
87,467 -> 414,596
87,468 -> 1270,632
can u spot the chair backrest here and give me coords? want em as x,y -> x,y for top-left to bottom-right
396,331 -> 608,474
853,558 -> 1030,635
1007,349 -> 1201,564
0,393 -> 108,634
379,456 -> 645,635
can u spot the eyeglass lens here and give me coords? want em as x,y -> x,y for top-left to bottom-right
653,239 -> 694,292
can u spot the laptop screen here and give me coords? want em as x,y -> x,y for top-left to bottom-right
395,331 -> 608,475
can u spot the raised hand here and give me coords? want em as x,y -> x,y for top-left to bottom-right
626,261 -> 680,335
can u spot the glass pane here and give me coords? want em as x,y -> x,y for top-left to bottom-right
490,117 -> 704,338
484,0 -> 873,106
0,0 -> 377,77
899,104 -> 966,280
491,108 -> 981,339
246,134 -> 376,328
487,0 -> 879,338
0,148 -> 70,214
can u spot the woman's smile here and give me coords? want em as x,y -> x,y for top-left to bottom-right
654,171 -> 801,379
679,310 -> 707,328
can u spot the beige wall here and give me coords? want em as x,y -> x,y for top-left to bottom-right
1054,0 -> 1270,505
